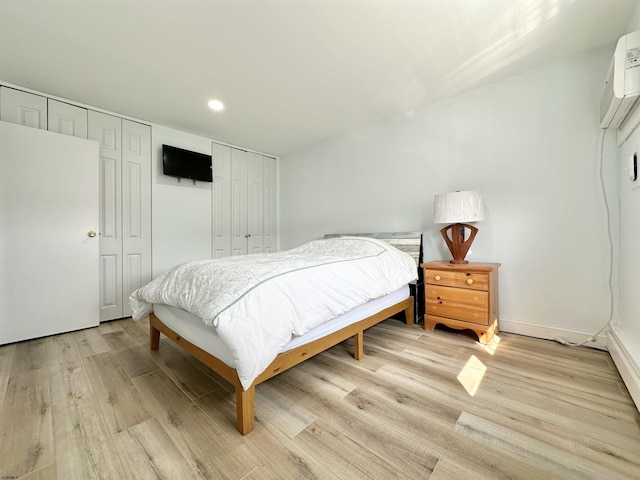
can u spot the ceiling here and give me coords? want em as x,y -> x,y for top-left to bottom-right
0,0 -> 637,156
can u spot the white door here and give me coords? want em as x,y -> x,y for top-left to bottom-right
263,156 -> 277,253
211,142 -> 232,258
230,148 -> 248,256
246,152 -> 264,254
121,120 -> 151,317
88,111 -> 123,321
0,121 -> 99,344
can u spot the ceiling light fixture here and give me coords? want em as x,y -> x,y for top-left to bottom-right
208,99 -> 224,111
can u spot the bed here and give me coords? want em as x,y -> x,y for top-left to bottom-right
130,233 -> 422,434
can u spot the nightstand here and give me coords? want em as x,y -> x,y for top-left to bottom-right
421,261 -> 500,344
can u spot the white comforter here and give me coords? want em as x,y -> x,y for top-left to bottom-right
130,236 -> 417,389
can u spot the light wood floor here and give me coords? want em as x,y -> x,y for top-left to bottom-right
1,316 -> 639,479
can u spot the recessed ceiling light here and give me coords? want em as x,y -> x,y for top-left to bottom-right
208,99 -> 224,111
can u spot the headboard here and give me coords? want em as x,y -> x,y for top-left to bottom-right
323,231 -> 423,270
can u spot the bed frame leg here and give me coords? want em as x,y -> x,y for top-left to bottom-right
354,331 -> 364,360
150,323 -> 160,350
405,300 -> 415,326
236,385 -> 255,435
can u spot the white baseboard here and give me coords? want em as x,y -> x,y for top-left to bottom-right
499,317 -> 609,350
608,325 -> 640,411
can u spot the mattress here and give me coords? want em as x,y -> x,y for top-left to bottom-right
153,284 -> 410,368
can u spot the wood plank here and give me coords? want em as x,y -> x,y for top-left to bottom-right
0,342 -> 15,400
114,343 -> 159,379
456,411 -> 640,478
100,328 -> 147,352
249,381 -> 318,438
331,386 -> 551,479
293,419 -> 424,479
51,392 -> 127,479
10,337 -> 49,373
262,362 -> 445,477
147,337 -> 223,401
114,417 -> 196,479
70,326 -> 111,358
430,457 -> 497,480
45,333 -> 92,403
0,368 -> 54,477
19,463 -> 57,480
131,369 -> 258,478
239,420 -> 343,479
83,351 -> 152,434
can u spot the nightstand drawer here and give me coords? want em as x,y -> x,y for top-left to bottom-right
426,286 -> 489,324
426,303 -> 489,325
426,285 -> 488,307
424,269 -> 489,291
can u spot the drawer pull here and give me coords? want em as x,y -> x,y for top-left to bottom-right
434,275 -> 441,281
466,278 -> 474,285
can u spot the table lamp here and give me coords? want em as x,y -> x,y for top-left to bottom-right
434,190 -> 484,264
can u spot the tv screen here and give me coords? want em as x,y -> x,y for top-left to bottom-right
162,144 -> 212,182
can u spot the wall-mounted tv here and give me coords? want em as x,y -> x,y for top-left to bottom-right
162,144 -> 212,182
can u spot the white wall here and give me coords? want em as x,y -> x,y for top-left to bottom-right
151,125 -> 213,276
280,45 -> 617,345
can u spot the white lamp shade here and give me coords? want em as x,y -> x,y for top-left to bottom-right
434,190 -> 484,224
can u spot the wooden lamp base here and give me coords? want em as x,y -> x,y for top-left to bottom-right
440,223 -> 478,264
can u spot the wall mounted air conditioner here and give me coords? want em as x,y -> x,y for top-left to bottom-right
600,30 -> 640,144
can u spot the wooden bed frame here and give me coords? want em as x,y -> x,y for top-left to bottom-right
149,232 -> 422,434
149,295 -> 414,435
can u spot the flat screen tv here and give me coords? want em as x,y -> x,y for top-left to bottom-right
162,144 -> 212,182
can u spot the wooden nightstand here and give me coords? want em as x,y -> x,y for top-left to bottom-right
421,261 -> 500,344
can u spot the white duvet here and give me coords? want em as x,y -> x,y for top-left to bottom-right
130,236 -> 417,389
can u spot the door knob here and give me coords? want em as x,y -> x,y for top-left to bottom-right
87,231 -> 97,238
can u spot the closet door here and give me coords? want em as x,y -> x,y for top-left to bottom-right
121,120 -> 151,317
88,111 -> 123,321
211,142 -> 232,258
0,87 -> 47,129
246,152 -> 264,254
230,148 -> 249,256
212,144 -> 277,258
47,99 -> 88,138
263,156 -> 277,253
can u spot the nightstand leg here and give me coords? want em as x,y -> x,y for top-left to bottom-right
424,316 -> 435,332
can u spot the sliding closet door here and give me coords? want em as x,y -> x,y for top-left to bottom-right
263,156 -> 277,253
0,87 -> 47,129
88,113 -> 151,320
0,121 -> 99,344
89,111 -> 123,321
246,151 -> 264,254
212,142 -> 231,258
47,99 -> 88,138
212,143 -> 277,258
230,148 -> 249,256
121,120 -> 151,317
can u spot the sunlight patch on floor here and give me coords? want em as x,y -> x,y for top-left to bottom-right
457,355 -> 487,396
478,334 -> 501,355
